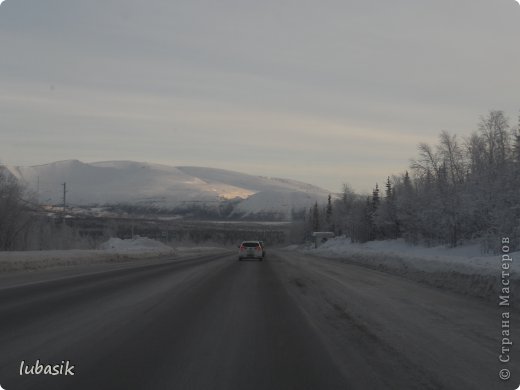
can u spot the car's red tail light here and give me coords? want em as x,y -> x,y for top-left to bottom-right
240,245 -> 245,251
256,246 -> 261,251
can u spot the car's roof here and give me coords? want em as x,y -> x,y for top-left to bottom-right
242,240 -> 261,243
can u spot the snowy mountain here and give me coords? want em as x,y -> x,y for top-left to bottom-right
7,160 -> 331,220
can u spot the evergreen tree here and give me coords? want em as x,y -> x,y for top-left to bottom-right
374,176 -> 399,239
403,171 -> 412,191
312,202 -> 320,232
326,194 -> 332,226
385,176 -> 392,199
371,184 -> 380,213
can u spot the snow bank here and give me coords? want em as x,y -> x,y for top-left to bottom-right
99,236 -> 173,252
300,237 -> 519,303
0,237 -> 175,273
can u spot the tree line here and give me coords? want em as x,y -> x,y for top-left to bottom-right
0,167 -> 99,250
0,166 -> 34,250
305,110 -> 520,252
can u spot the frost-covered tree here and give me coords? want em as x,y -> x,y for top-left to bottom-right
478,110 -> 511,169
348,196 -> 374,243
332,183 -> 357,237
310,110 -> 520,251
0,166 -> 33,250
374,177 -> 399,239
438,131 -> 466,185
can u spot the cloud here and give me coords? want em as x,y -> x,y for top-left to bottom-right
0,1 -> 519,191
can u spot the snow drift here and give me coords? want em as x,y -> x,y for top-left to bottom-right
0,237 -> 176,273
300,237 -> 520,305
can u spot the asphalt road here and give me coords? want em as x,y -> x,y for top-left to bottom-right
0,250 -> 518,390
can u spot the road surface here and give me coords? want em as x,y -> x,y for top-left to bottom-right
0,250 -> 517,389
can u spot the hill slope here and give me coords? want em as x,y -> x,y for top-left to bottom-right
8,160 -> 331,220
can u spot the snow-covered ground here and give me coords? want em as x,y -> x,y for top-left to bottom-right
99,236 -> 174,252
0,237 -> 224,273
297,237 -> 519,303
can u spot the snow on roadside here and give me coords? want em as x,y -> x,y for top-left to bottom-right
299,237 -> 519,303
0,237 -> 176,273
99,236 -> 173,252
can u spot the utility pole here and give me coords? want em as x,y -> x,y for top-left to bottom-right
62,182 -> 67,212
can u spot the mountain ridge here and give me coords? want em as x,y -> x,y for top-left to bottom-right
7,160 -> 331,220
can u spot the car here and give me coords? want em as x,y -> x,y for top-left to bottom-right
238,240 -> 264,261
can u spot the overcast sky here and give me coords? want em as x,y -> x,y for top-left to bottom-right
1,0 -> 519,192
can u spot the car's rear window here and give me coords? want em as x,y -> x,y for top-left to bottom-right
242,242 -> 260,247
